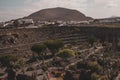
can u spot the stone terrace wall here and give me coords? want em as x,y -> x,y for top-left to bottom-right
0,26 -> 88,54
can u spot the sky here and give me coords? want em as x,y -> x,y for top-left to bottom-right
0,0 -> 120,22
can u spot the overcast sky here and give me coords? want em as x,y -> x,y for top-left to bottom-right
0,0 -> 120,22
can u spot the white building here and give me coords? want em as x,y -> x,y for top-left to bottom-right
37,21 -> 55,27
93,17 -> 120,23
3,21 -> 14,28
18,19 -> 34,26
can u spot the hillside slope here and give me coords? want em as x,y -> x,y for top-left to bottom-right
26,7 -> 92,21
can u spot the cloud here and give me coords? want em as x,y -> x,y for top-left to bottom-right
106,0 -> 118,8
85,0 -> 120,18
24,0 -> 33,3
21,0 -> 120,18
0,0 -> 120,21
0,7 -> 34,22
0,0 -> 88,21
28,0 -> 87,11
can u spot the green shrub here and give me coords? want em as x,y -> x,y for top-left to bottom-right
0,54 -> 18,67
57,49 -> 75,59
45,40 -> 64,56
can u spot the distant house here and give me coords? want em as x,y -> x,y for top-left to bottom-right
2,19 -> 34,28
3,21 -> 14,28
56,21 -> 67,26
92,17 -> 120,23
17,19 -> 34,27
37,21 -> 55,27
12,19 -> 34,28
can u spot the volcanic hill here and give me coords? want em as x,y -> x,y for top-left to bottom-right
26,7 -> 92,21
